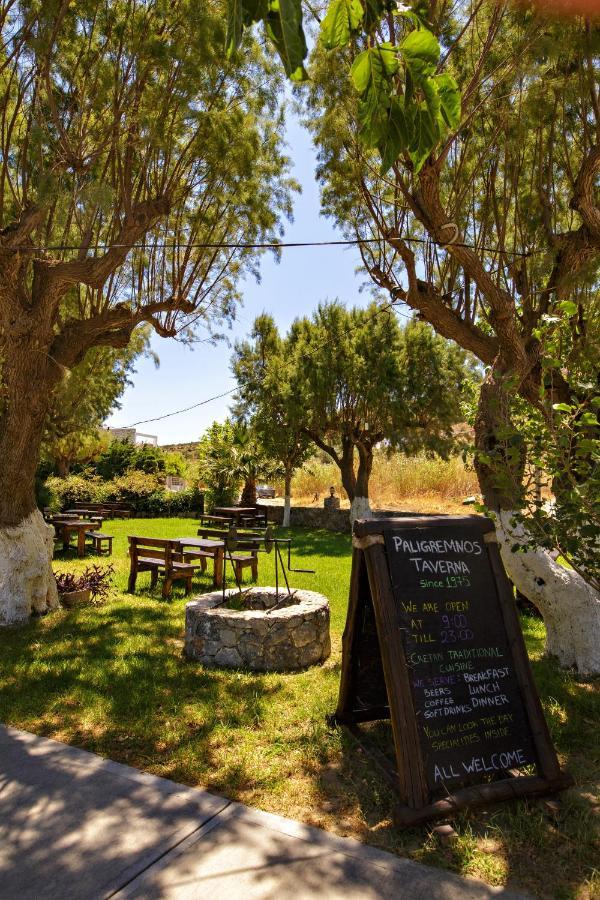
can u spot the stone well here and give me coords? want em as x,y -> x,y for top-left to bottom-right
185,587 -> 331,672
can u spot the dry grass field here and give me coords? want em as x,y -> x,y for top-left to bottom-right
289,452 -> 479,515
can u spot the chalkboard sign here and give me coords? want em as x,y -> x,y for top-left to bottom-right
333,516 -> 571,826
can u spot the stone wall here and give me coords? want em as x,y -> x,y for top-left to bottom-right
185,587 -> 331,672
258,502 -> 431,533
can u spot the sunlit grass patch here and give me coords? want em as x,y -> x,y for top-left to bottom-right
0,518 -> 597,898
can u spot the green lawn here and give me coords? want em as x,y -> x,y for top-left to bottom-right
0,517 -> 598,899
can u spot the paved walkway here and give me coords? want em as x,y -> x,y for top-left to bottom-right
0,725 -> 526,899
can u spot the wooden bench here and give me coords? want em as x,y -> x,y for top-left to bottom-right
85,531 -> 113,556
127,536 -> 200,599
197,528 -> 260,582
70,501 -> 133,519
199,514 -> 233,526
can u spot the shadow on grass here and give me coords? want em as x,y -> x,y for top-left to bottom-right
314,630 -> 600,899
0,600 -> 284,794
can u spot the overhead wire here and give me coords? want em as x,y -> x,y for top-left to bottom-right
120,294 -> 410,428
0,235 -> 540,258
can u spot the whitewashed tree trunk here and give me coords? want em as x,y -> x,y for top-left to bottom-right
0,510 -> 59,626
283,472 -> 292,527
283,495 -> 291,527
495,511 -> 600,675
350,496 -> 372,530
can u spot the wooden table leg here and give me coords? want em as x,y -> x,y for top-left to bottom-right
77,528 -> 86,558
214,548 -> 224,588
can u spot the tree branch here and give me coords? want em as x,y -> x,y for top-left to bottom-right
370,245 -> 500,366
0,204 -> 45,247
49,196 -> 170,289
50,294 -> 194,369
570,143 -> 600,238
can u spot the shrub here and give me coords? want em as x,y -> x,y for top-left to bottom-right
45,474 -> 110,509
44,473 -> 204,516
108,471 -> 163,507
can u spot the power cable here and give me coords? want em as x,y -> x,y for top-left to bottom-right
0,235 -> 539,258
122,387 -> 237,427
117,296 -> 409,428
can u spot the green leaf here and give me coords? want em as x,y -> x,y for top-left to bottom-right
225,0 -> 244,56
351,43 -> 399,149
576,438 -> 599,453
378,96 -> 410,173
408,104 -> 439,172
320,0 -> 363,49
357,95 -> 389,147
553,402 -> 573,413
351,42 -> 399,93
422,76 -> 440,122
265,0 -> 308,80
559,299 -> 578,317
433,73 -> 461,128
226,0 -> 268,55
579,412 -> 599,426
399,27 -> 440,79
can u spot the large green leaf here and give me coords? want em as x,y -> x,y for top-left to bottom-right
351,43 -> 399,150
320,0 -> 363,49
422,76 -> 440,122
433,73 -> 461,128
226,0 -> 269,55
378,96 -> 410,173
264,0 -> 308,81
225,0 -> 244,56
399,28 -> 440,79
409,103 -> 439,172
351,42 -> 398,92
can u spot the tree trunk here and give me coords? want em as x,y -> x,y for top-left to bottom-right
56,457 -> 70,477
495,511 -> 600,675
338,438 -> 356,503
241,477 -> 257,507
283,470 -> 292,527
350,441 -> 373,528
0,334 -> 60,624
474,368 -> 600,674
0,510 -> 58,625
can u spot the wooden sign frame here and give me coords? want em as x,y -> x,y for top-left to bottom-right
331,515 -> 572,826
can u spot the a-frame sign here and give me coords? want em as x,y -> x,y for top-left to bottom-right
332,516 -> 571,826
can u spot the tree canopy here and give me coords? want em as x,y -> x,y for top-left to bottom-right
235,303 -> 474,519
42,326 -> 154,475
226,0 -> 600,671
0,0 -> 295,527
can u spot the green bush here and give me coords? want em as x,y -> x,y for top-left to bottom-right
44,473 -> 203,516
45,474 -> 110,509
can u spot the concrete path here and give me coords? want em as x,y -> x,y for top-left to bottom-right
0,725 -> 526,899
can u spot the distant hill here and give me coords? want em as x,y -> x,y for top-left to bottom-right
161,441 -> 198,461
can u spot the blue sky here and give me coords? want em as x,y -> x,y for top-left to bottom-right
105,109 -> 374,446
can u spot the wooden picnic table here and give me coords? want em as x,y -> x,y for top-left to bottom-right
175,537 -> 225,588
57,520 -> 96,558
212,506 -> 258,525
64,509 -> 105,525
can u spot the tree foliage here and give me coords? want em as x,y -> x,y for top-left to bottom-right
42,326 -> 154,475
234,303 -> 474,511
229,0 -> 600,550
232,313 -> 312,501
227,0 -> 460,172
197,419 -> 280,509
0,0 -> 295,527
